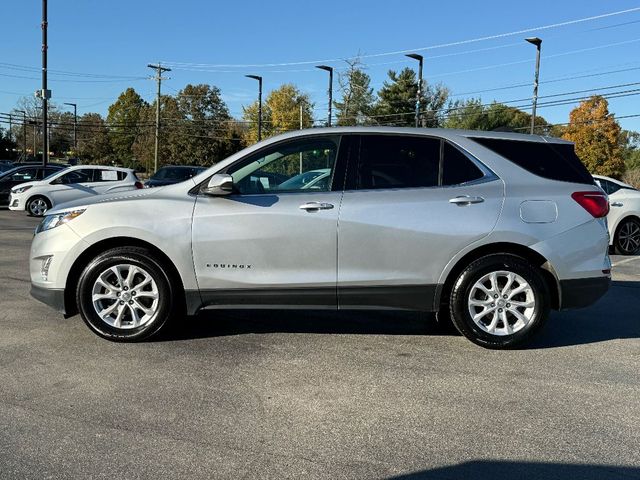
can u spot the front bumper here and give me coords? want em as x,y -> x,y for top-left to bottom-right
559,276 -> 611,309
8,193 -> 24,210
30,283 -> 67,314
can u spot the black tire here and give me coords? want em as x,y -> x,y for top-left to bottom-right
76,246 -> 178,342
449,254 -> 550,349
614,217 -> 640,255
26,195 -> 51,217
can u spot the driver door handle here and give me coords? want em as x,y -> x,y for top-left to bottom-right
299,202 -> 334,211
611,202 -> 623,207
449,195 -> 485,205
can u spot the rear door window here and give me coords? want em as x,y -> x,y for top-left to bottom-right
470,137 -> 594,184
355,135 -> 440,190
92,169 -> 120,182
442,142 -> 485,186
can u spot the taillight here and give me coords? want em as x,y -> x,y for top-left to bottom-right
571,191 -> 609,218
135,181 -> 144,189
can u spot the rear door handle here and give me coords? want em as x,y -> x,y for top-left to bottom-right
299,202 -> 334,211
449,195 -> 485,205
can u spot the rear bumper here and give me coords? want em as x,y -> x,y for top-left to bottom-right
559,276 -> 610,309
30,283 -> 67,314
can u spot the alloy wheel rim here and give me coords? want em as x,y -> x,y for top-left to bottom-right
91,264 -> 159,329
30,199 -> 47,216
618,221 -> 640,253
468,270 -> 536,336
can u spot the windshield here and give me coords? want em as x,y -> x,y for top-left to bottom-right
0,166 -> 20,180
151,167 -> 198,181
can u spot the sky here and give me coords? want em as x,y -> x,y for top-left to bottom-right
2,0 -> 640,131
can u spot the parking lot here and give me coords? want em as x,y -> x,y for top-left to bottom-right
0,209 -> 639,479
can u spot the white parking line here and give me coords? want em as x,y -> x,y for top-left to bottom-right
612,256 -> 640,267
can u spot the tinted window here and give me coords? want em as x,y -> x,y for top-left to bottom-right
595,178 -> 620,195
442,142 -> 484,186
58,169 -> 93,184
228,137 -> 338,194
10,168 -> 38,182
41,167 -> 61,179
357,135 -> 440,190
471,137 -> 594,185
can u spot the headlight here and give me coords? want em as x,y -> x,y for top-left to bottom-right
12,185 -> 32,194
36,209 -> 86,234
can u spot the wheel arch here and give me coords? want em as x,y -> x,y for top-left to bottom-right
64,236 -> 186,317
437,242 -> 561,311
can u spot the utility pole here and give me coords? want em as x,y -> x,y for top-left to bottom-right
526,37 -> 542,134
147,63 -> 171,173
17,111 -> 26,160
64,103 -> 77,157
41,0 -> 49,166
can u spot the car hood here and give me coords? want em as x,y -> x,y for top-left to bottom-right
47,186 -> 162,215
11,180 -> 42,191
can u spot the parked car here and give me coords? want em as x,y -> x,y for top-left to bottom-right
9,165 -> 142,216
28,127 -> 610,348
0,164 -> 65,207
145,165 -> 206,187
593,174 -> 640,255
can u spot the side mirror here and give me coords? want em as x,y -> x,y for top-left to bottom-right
202,173 -> 233,196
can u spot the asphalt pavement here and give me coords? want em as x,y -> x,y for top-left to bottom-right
0,209 -> 639,480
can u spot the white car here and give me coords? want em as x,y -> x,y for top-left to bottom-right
9,165 -> 142,216
593,175 -> 640,255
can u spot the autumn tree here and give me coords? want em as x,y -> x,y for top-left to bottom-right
562,96 -> 625,178
242,84 -> 313,144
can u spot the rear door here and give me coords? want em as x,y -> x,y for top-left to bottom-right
337,134 -> 504,311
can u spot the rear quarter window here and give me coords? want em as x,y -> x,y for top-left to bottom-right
470,137 -> 594,185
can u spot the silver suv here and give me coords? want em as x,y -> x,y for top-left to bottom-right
29,127 -> 611,348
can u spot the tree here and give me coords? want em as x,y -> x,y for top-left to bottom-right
77,113 -> 113,164
12,96 -> 61,159
443,99 -> 550,133
373,68 -> 449,127
562,96 -> 625,178
334,58 -> 375,126
242,84 -> 313,144
620,130 -> 640,171
107,88 -> 147,165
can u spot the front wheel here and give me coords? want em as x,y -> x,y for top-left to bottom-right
614,217 -> 640,255
27,196 -> 51,216
76,247 -> 177,342
449,254 -> 550,349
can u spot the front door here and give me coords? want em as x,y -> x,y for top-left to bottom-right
192,135 -> 346,308
337,134 -> 504,311
47,168 -> 96,205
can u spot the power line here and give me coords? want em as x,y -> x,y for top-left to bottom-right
161,7 -> 640,68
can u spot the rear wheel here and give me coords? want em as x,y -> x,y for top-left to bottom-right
27,196 -> 50,216
76,247 -> 177,342
449,254 -> 550,349
614,217 -> 640,255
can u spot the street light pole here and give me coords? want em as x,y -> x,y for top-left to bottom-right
246,75 -> 263,141
316,65 -> 333,127
526,37 -> 542,134
63,102 -> 77,157
406,53 -> 424,128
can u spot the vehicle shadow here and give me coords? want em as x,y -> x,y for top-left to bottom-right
158,280 -> 639,348
388,460 -> 640,480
